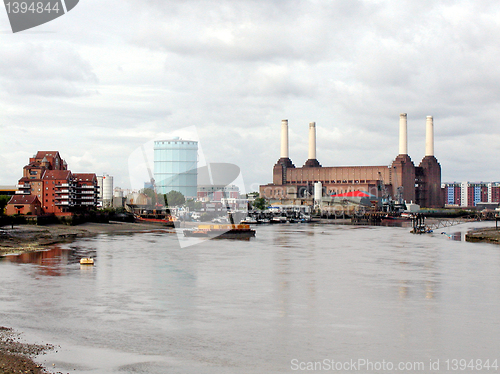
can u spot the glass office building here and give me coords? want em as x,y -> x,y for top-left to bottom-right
154,138 -> 198,197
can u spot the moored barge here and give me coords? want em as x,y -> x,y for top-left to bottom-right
183,224 -> 256,239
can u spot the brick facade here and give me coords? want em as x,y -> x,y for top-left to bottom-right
7,151 -> 98,216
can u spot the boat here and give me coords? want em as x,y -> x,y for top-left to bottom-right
80,258 -> 94,265
134,214 -> 176,227
270,216 -> 288,223
410,226 -> 433,234
183,224 -> 256,239
212,217 -> 229,224
240,216 -> 258,224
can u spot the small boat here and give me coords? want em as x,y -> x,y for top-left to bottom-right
240,217 -> 258,224
211,217 -> 229,224
134,214 -> 176,227
270,216 -> 288,223
80,258 -> 94,265
183,224 -> 256,239
410,226 -> 433,234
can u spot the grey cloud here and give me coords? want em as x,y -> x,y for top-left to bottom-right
0,43 -> 98,97
3,0 -> 500,189
128,0 -> 374,62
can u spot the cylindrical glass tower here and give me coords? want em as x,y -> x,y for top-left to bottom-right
154,138 -> 198,198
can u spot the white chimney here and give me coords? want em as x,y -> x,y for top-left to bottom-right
308,122 -> 316,160
399,113 -> 408,155
280,119 -> 289,158
425,115 -> 434,157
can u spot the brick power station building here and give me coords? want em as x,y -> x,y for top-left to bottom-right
260,114 -> 444,208
6,151 -> 99,216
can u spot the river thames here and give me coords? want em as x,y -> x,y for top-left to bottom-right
1,222 -> 500,373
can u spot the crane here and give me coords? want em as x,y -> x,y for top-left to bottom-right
141,145 -> 163,212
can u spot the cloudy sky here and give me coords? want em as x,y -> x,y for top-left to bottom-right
1,0 -> 500,193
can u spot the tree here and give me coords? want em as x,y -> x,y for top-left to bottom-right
164,190 -> 185,207
186,199 -> 202,211
140,188 -> 164,206
253,197 -> 267,211
0,195 -> 10,215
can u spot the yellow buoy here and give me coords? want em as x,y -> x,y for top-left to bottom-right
80,258 -> 94,265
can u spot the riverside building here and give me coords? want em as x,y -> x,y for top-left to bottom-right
97,174 -> 114,208
7,151 -> 99,216
154,138 -> 198,198
260,114 -> 444,208
443,182 -> 500,207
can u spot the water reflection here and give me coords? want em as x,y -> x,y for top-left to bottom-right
0,223 -> 499,374
440,230 -> 467,241
3,245 -> 96,277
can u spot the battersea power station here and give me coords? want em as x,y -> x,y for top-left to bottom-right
259,114 -> 444,208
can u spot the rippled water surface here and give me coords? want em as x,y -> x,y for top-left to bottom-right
1,222 -> 500,373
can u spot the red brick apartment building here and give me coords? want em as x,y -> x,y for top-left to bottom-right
444,182 -> 500,207
7,151 -> 99,216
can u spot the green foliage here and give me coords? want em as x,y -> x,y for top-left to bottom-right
186,199 -> 195,209
140,188 -> 164,205
253,197 -> 267,211
200,212 -> 217,221
186,199 -> 203,211
0,195 -> 11,215
99,207 -> 116,214
164,190 -> 186,207
140,187 -> 155,198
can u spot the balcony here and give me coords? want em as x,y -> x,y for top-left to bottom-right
15,191 -> 30,195
55,190 -> 70,194
16,184 -> 31,189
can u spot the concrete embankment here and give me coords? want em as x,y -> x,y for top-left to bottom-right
465,227 -> 500,244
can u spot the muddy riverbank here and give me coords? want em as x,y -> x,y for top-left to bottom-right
0,326 -> 53,374
465,226 -> 500,244
0,222 -> 179,255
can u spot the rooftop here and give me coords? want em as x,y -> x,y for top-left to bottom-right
8,195 -> 40,205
